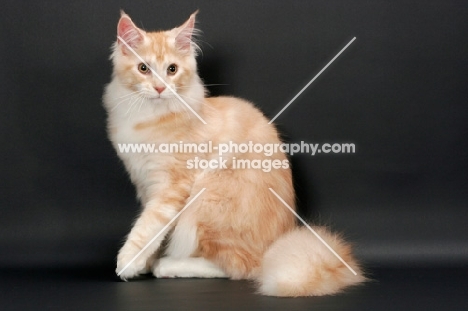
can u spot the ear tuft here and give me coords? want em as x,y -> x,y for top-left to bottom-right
117,13 -> 143,52
175,11 -> 199,54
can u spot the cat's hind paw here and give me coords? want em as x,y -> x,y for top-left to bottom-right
153,257 -> 228,278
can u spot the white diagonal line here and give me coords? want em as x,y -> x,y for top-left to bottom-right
117,36 -> 207,124
268,37 -> 356,124
268,187 -> 358,276
117,188 -> 206,276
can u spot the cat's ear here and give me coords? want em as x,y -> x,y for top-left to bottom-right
174,11 -> 198,54
117,11 -> 144,54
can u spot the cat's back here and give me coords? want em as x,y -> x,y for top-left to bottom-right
201,96 -> 279,143
204,96 -> 264,116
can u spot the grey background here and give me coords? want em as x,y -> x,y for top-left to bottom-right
1,0 -> 467,269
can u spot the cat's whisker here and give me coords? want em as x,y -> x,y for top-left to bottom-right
132,95 -> 147,117
113,90 -> 144,100
138,95 -> 148,112
111,91 -> 146,112
125,93 -> 143,116
112,95 -> 138,112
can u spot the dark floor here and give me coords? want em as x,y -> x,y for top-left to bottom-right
1,265 -> 467,311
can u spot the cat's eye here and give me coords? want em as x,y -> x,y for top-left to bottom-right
167,64 -> 178,75
138,63 -> 150,74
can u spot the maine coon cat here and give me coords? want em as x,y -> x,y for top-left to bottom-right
103,11 -> 365,297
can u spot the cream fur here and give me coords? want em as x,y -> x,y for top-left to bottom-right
259,227 -> 366,296
104,12 -> 365,296
153,257 -> 228,278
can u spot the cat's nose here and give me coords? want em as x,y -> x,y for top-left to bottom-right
154,86 -> 166,94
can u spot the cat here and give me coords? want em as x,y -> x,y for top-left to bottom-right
102,11 -> 365,297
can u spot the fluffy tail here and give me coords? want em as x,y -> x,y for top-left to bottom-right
257,226 -> 366,297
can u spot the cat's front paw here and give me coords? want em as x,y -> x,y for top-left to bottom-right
116,250 -> 149,281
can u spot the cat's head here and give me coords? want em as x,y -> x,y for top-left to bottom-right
111,11 -> 202,103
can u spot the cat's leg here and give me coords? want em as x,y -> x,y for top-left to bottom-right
116,202 -> 174,280
153,257 -> 228,278
116,185 -> 196,280
148,201 -> 227,278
